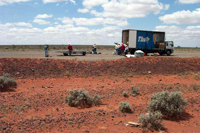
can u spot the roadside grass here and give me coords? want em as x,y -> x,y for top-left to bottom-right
191,84 -> 200,92
175,47 -> 200,52
192,72 -> 200,80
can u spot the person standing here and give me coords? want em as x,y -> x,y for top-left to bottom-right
92,44 -> 97,54
68,44 -> 73,56
115,43 -> 119,55
44,45 -> 49,57
125,45 -> 129,55
120,43 -> 125,55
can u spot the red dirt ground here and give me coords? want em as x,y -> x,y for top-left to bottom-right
0,57 -> 200,133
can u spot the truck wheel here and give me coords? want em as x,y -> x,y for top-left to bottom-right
130,49 -> 135,54
159,52 -> 163,56
63,53 -> 68,56
82,52 -> 86,56
167,50 -> 171,56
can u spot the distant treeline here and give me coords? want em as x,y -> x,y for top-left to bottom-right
174,47 -> 200,51
0,44 -> 115,51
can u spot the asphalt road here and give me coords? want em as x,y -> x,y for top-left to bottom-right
0,50 -> 199,61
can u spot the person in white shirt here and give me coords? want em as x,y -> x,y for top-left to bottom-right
115,43 -> 120,55
125,45 -> 129,55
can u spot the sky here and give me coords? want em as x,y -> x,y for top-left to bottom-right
0,0 -> 200,47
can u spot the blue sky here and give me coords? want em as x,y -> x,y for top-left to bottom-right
0,0 -> 200,47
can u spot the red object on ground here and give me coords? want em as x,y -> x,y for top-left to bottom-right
144,53 -> 146,56
68,45 -> 73,50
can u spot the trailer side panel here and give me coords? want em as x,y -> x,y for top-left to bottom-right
136,31 -> 155,50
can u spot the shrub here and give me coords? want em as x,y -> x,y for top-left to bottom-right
138,111 -> 164,131
65,89 -> 102,108
0,73 -> 17,90
131,85 -> 139,97
148,91 -> 188,117
122,91 -> 128,97
192,84 -> 200,91
65,89 -> 93,107
93,94 -> 101,106
119,101 -> 131,113
65,71 -> 70,77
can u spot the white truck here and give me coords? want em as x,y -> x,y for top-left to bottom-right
122,29 -> 174,56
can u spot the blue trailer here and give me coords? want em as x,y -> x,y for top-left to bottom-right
122,29 -> 174,56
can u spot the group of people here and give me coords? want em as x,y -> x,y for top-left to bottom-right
45,43 -> 99,57
115,43 -> 129,55
45,43 -> 128,57
44,44 -> 73,57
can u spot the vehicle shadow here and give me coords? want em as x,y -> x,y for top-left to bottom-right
56,55 -> 86,57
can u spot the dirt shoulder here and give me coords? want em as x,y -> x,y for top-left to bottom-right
0,57 -> 200,78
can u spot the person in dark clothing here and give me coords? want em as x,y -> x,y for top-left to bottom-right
68,44 -> 73,56
44,45 -> 49,57
92,44 -> 97,54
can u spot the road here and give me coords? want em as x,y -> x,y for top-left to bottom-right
0,50 -> 199,61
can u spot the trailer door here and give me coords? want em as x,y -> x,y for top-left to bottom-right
129,30 -> 137,48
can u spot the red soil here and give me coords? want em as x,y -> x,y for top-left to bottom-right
0,57 -> 200,78
0,57 -> 200,133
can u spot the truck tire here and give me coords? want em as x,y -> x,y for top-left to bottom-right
167,50 -> 171,56
82,52 -> 86,56
159,52 -> 163,56
130,49 -> 135,54
63,53 -> 68,56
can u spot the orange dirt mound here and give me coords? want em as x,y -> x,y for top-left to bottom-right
0,57 -> 200,78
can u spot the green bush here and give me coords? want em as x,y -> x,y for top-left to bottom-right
93,94 -> 102,106
122,91 -> 128,97
138,111 -> 164,131
119,101 -> 131,113
148,91 -> 188,117
0,73 -> 17,90
192,84 -> 200,91
131,85 -> 139,97
65,89 -> 101,107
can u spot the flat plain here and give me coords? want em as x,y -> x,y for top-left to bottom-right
0,48 -> 200,133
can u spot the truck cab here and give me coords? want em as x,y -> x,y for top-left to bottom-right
165,41 -> 174,56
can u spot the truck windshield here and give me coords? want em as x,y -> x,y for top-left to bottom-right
168,41 -> 174,47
